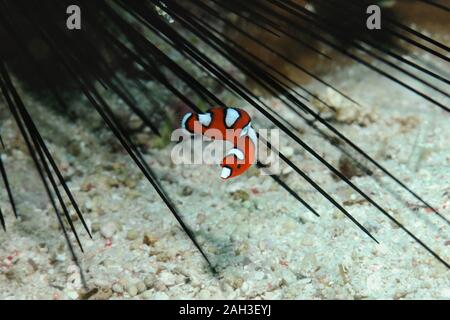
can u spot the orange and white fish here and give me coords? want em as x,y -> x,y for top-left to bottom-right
181,107 -> 257,179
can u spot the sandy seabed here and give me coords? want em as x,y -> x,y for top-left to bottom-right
0,57 -> 449,300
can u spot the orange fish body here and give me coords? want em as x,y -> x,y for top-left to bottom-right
181,107 -> 257,179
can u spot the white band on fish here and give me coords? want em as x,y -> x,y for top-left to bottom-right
225,108 -> 240,128
220,167 -> 232,179
181,112 -> 192,130
226,148 -> 245,160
